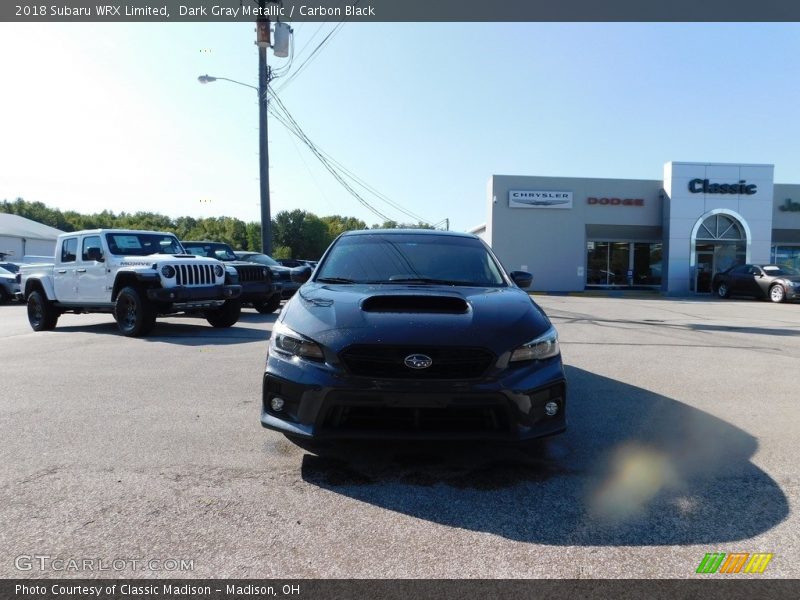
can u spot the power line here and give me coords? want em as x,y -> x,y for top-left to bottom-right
267,94 -> 393,222
268,88 -> 435,225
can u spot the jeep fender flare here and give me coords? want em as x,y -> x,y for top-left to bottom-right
24,277 -> 56,301
111,271 -> 159,301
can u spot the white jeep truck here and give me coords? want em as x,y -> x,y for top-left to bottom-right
17,229 -> 243,337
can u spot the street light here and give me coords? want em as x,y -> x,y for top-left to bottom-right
197,73 -> 272,255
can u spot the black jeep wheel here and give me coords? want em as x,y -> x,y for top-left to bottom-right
27,290 -> 59,331
206,300 -> 241,328
114,286 -> 157,337
0,287 -> 9,304
254,295 -> 282,314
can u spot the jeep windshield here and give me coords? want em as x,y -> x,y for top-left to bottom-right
105,233 -> 184,256
182,242 -> 237,261
315,233 -> 507,286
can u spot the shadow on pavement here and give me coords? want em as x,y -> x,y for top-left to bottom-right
299,365 -> 788,545
51,312 -> 276,345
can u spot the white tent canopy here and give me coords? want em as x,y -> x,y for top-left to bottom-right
0,213 -> 63,240
0,213 -> 63,260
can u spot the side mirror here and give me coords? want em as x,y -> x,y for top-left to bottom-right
290,265 -> 312,284
87,247 -> 104,262
509,270 -> 533,288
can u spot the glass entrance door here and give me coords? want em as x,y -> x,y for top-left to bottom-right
695,252 -> 714,293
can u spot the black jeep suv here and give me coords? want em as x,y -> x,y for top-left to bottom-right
181,241 -> 282,313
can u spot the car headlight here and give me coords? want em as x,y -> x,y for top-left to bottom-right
262,268 -> 270,279
214,264 -> 225,278
509,326 -> 560,362
270,323 -> 324,360
161,265 -> 176,278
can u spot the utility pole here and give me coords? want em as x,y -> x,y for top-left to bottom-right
257,5 -> 272,255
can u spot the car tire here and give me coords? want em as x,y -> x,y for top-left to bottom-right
0,287 -> 8,304
114,286 -> 157,337
255,295 -> 281,314
27,290 -> 59,331
206,299 -> 241,328
716,282 -> 730,299
769,284 -> 786,303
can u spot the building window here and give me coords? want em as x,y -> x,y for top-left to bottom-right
586,241 -> 661,288
771,246 -> 800,270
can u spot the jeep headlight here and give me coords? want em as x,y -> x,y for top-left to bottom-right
262,268 -> 270,279
510,326 -> 560,362
161,265 -> 176,278
270,322 -> 324,360
214,264 -> 225,278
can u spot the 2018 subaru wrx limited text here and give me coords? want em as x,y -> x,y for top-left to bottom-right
261,229 -> 566,446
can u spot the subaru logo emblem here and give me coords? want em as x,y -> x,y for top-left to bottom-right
404,354 -> 433,369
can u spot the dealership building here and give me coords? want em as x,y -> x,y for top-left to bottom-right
473,161 -> 800,294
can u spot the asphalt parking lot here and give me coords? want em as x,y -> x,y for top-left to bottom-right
0,295 -> 798,579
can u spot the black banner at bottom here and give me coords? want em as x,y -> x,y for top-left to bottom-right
2,579 -> 800,600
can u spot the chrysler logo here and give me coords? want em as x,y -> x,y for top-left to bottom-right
404,354 -> 433,369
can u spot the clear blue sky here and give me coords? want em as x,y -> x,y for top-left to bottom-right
1,23 -> 800,232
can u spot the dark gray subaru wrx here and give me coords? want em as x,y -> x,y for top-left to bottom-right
261,229 -> 566,446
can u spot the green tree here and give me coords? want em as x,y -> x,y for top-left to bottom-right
320,214 -> 367,242
272,209 -> 330,259
370,220 -> 436,230
245,222 -> 262,252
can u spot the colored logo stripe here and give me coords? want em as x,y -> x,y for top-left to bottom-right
744,553 -> 773,574
696,553 -> 773,574
697,553 -> 726,574
720,553 -> 749,573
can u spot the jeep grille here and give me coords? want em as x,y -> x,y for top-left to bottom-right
175,264 -> 215,286
236,265 -> 267,282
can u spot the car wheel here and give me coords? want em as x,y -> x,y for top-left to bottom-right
716,283 -> 730,299
206,300 -> 241,328
0,287 -> 8,304
27,290 -> 59,331
255,295 -> 282,314
769,284 -> 786,303
114,286 -> 156,337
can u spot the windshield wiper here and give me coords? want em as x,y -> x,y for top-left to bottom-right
316,277 -> 356,284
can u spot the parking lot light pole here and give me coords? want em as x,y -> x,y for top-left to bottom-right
198,73 -> 272,255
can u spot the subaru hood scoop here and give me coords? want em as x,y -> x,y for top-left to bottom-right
361,294 -> 469,314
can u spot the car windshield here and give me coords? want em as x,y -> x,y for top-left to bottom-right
763,266 -> 800,276
0,263 -> 19,273
315,233 -> 506,286
105,233 -> 184,256
183,242 -> 237,261
0,266 -> 11,276
238,253 -> 281,267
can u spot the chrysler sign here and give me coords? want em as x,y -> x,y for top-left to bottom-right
509,190 -> 573,209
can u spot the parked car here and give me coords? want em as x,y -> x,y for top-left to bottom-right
17,229 -> 242,336
234,252 -> 300,300
182,241 -> 282,314
276,258 -> 305,268
712,264 -> 800,303
261,229 -> 566,448
0,266 -> 20,304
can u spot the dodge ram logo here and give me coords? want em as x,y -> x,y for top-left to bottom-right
404,354 -> 433,369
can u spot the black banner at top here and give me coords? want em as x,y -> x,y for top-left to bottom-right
3,0 -> 800,22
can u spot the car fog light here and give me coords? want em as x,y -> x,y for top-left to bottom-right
544,401 -> 559,416
270,397 -> 285,412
